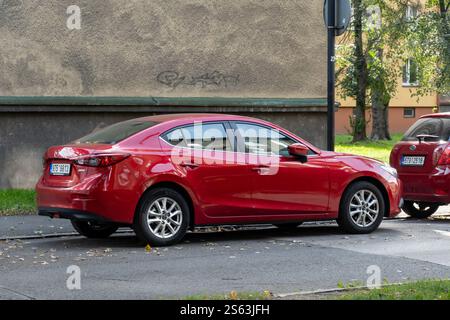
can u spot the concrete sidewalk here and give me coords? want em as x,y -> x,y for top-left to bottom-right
0,215 -> 74,239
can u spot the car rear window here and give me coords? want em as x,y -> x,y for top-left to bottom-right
402,118 -> 450,142
75,120 -> 157,144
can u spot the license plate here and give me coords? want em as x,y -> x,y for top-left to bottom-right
401,156 -> 425,166
50,163 -> 71,176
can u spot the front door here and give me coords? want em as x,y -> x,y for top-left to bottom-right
232,121 -> 330,215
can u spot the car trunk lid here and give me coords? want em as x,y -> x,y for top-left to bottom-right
42,144 -> 113,187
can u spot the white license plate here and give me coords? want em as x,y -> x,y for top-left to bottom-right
50,163 -> 71,176
401,156 -> 425,166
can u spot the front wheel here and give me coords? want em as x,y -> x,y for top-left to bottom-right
337,181 -> 385,234
134,188 -> 190,246
71,220 -> 118,238
402,201 -> 439,219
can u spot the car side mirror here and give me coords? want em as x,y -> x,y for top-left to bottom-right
288,143 -> 309,162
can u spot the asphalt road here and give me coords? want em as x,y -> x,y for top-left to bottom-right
1,215 -> 449,299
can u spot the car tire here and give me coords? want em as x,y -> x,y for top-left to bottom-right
134,188 -> 190,246
273,222 -> 303,230
337,181 -> 385,234
402,201 -> 439,219
71,220 -> 119,238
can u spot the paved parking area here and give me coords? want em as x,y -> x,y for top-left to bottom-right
0,214 -> 449,299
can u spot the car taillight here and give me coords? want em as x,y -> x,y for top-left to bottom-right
73,154 -> 130,167
437,145 -> 450,166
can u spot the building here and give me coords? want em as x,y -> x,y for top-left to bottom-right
336,79 -> 439,135
335,0 -> 441,135
0,1 -> 328,189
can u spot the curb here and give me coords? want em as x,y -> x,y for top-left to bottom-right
0,229 -> 134,241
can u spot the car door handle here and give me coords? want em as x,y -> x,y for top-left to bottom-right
180,162 -> 200,169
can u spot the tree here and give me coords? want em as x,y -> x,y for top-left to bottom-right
338,0 -> 368,142
367,1 -> 410,140
337,1 -> 411,142
406,0 -> 449,97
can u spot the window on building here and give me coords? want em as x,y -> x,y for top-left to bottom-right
403,108 -> 416,118
403,59 -> 419,86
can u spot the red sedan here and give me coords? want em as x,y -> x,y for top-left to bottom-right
36,114 -> 402,246
390,112 -> 450,218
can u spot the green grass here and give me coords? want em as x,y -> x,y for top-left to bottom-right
184,291 -> 272,300
0,189 -> 36,216
339,279 -> 450,300
335,134 -> 403,163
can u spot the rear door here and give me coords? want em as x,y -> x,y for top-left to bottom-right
161,121 -> 256,217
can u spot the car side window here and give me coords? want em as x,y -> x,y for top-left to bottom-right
234,122 -> 298,156
162,123 -> 232,151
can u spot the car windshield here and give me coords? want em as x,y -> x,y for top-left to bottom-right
75,120 -> 157,144
402,118 -> 450,142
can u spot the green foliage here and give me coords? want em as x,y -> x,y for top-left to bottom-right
337,1 -> 411,141
405,0 -> 450,96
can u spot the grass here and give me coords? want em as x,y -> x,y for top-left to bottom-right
335,134 -> 403,163
184,290 -> 272,300
0,189 -> 36,216
338,279 -> 450,300
182,280 -> 450,300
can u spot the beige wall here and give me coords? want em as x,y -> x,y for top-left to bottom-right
0,0 -> 327,99
336,106 -> 435,135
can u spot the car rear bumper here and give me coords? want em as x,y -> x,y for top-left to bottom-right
38,207 -> 112,223
35,176 -> 138,224
399,170 -> 450,204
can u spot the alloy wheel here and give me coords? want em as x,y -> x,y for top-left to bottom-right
349,189 -> 380,228
147,197 -> 183,239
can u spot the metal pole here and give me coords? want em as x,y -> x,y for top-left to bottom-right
327,0 -> 336,151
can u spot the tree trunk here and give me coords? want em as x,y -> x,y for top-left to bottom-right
371,48 -> 391,141
352,0 -> 368,142
438,0 -> 450,87
371,90 -> 391,140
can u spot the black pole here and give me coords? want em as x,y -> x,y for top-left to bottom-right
327,0 -> 336,151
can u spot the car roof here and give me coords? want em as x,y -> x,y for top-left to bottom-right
420,112 -> 450,119
132,113 -> 269,124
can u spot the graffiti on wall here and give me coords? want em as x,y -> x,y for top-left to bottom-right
157,71 -> 240,89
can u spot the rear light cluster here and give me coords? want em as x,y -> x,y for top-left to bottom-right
437,144 -> 450,166
73,154 -> 130,167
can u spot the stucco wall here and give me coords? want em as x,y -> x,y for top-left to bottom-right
0,0 -> 328,189
0,0 -> 326,98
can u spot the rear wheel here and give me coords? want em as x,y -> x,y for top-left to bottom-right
71,220 -> 118,238
402,201 -> 439,219
337,181 -> 385,234
134,188 -> 189,246
273,222 -> 303,230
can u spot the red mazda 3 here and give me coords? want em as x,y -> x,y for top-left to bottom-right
390,113 -> 450,218
36,114 -> 402,246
